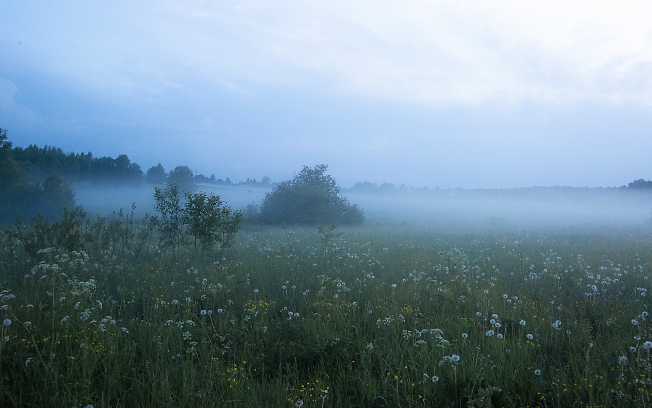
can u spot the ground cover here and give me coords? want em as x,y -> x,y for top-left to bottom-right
1,214 -> 651,407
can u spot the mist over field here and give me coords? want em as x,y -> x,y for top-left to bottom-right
74,182 -> 652,231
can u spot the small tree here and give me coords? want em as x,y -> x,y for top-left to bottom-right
184,191 -> 243,259
154,183 -> 185,255
259,164 -> 364,225
154,184 -> 242,260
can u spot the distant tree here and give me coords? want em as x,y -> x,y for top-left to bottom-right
146,163 -> 167,184
627,179 -> 652,189
40,174 -> 76,220
258,164 -> 364,225
168,165 -> 195,192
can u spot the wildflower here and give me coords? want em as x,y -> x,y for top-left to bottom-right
503,294 -> 508,299
295,400 -> 304,407
461,333 -> 468,339
494,322 -> 501,329
121,327 -> 129,334
644,341 -> 652,350
254,289 -> 259,293
519,319 -> 526,326
3,319 -> 11,326
366,342 -> 373,350
619,356 -> 628,364
200,310 -> 207,315
207,310 -> 213,315
534,369 -> 542,376
431,375 -> 439,382
451,354 -> 460,363
486,330 -> 495,337
391,283 -> 397,288
497,334 -> 504,339
630,346 -> 637,352
527,334 -> 534,340
634,335 -> 642,341
476,312 -> 482,317
492,313 -> 498,319
172,299 -> 179,305
217,308 -> 223,313
632,319 -> 639,326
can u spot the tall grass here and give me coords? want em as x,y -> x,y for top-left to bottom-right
1,211 -> 651,407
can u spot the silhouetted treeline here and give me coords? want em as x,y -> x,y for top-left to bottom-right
0,129 -> 75,223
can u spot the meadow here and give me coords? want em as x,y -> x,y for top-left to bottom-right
1,206 -> 652,407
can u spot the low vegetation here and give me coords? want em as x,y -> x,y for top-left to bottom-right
1,206 -> 652,406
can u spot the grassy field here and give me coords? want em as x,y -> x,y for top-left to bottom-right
1,210 -> 652,407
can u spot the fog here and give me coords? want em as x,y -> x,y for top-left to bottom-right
74,183 -> 652,232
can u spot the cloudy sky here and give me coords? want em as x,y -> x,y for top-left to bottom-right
2,1 -> 652,188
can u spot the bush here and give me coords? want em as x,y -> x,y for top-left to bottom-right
258,164 -> 364,226
154,184 -> 242,259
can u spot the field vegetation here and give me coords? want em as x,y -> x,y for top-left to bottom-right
1,201 -> 652,407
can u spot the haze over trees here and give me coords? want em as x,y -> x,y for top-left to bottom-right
255,164 -> 364,226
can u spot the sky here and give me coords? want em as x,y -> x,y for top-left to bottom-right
1,1 -> 652,189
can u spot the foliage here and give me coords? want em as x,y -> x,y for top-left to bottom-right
168,165 -> 195,192
0,129 -> 76,223
146,163 -> 167,184
153,184 -> 242,259
258,164 -> 364,225
2,221 -> 652,406
627,179 -> 652,189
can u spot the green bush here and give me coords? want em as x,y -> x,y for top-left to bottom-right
258,164 -> 364,226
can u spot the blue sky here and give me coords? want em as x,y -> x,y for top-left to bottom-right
2,1 -> 652,188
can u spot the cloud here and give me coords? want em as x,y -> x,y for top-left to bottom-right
6,1 -> 652,107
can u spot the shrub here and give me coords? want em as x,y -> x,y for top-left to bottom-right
258,164 -> 364,226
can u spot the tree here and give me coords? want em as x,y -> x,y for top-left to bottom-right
146,163 -> 167,184
184,191 -> 243,258
154,184 -> 242,259
154,183 -> 186,254
168,165 -> 195,192
258,164 -> 364,225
